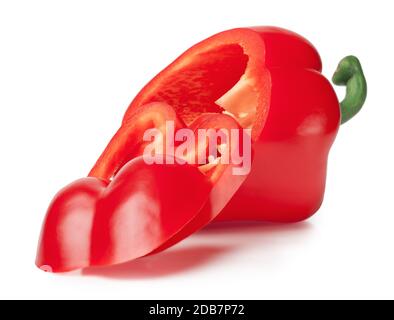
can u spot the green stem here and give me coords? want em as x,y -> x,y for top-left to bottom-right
332,56 -> 367,124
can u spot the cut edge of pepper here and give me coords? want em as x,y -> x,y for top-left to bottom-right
123,27 -> 272,142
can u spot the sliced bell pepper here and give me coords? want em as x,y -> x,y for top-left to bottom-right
37,102 -> 248,272
37,26 -> 367,273
88,102 -> 250,258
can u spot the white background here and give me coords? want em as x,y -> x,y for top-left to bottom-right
0,0 -> 393,300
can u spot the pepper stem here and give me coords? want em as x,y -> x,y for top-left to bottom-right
332,56 -> 367,124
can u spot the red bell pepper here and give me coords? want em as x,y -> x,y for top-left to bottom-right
36,26 -> 366,273
117,26 -> 366,223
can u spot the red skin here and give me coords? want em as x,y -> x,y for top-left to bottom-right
219,67 -> 339,222
36,158 -> 211,273
36,178 -> 107,272
219,27 -> 339,222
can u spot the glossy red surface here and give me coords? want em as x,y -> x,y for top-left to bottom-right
90,158 -> 211,267
36,178 -> 108,272
219,68 -> 339,222
36,158 -> 211,272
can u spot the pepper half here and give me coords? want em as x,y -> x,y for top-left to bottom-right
112,26 -> 367,222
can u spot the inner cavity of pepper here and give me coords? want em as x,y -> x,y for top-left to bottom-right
140,44 -> 259,128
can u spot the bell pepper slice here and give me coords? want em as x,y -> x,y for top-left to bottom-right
36,178 -> 108,273
89,103 -> 250,257
89,157 -> 212,267
37,101 -> 247,272
36,157 -> 211,273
